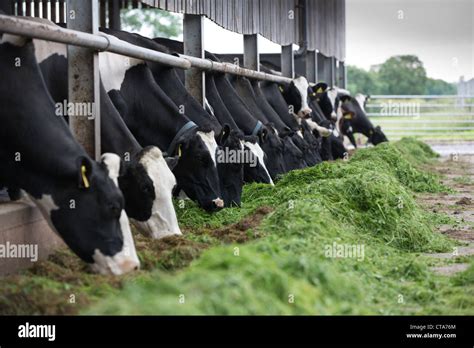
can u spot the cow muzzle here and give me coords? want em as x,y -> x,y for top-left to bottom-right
298,108 -> 312,118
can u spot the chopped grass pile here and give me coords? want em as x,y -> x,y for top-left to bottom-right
1,138 -> 472,315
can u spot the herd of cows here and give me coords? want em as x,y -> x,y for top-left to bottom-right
0,16 -> 388,275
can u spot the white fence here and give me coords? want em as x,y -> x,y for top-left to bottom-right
366,95 -> 474,140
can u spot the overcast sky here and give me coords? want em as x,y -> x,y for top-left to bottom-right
171,0 -> 474,83
346,0 -> 474,83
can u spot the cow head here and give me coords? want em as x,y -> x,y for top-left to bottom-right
281,76 -> 312,119
215,125 -> 245,207
34,153 -> 140,275
281,136 -> 307,171
310,83 -> 339,122
258,126 -> 286,180
172,129 -> 224,212
242,136 -> 274,185
122,146 -> 182,239
370,126 -> 389,145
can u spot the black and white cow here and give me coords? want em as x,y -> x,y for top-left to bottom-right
228,75 -> 288,177
117,33 -> 245,207
251,82 -> 309,171
311,83 -> 387,147
338,94 -> 389,147
32,35 -> 181,239
92,31 -> 224,212
204,73 -> 272,190
0,32 -> 139,274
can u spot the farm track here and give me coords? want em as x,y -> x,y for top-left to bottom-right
416,154 -> 474,275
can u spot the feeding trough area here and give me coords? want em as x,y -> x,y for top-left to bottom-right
0,1 -> 473,341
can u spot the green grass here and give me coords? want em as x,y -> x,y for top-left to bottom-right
1,138 -> 472,315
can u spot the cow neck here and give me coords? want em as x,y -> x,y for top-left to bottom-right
205,74 -> 240,131
152,67 -> 222,134
0,42 -> 85,195
100,84 -> 142,158
213,74 -> 260,135
252,82 -> 289,132
261,82 -> 300,131
164,120 -> 198,157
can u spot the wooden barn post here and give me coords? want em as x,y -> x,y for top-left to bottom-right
67,0 -> 101,159
183,14 -> 205,106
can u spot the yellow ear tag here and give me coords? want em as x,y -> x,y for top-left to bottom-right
178,144 -> 182,158
81,165 -> 90,188
316,87 -> 323,93
344,113 -> 352,120
279,86 -> 284,92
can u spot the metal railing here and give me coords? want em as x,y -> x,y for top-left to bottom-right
366,95 -> 474,140
0,14 -> 293,84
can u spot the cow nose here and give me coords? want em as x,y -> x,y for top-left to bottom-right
118,258 -> 140,273
302,108 -> 312,117
213,198 -> 224,209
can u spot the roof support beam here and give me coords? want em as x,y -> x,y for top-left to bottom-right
243,34 -> 259,72
281,44 -> 294,79
183,14 -> 205,106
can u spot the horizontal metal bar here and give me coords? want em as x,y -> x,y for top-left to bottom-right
381,127 -> 474,131
179,54 -> 292,84
373,120 -> 474,124
367,104 -> 474,108
368,113 -> 474,117
369,95 -> 474,99
0,14 -> 192,69
0,14 -> 293,85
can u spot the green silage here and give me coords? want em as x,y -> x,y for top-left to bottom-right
88,138 -> 472,315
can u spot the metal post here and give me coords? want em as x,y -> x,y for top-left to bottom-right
183,14 -> 204,106
281,44 -> 294,79
317,51 -> 325,83
339,61 -> 346,88
243,34 -> 259,72
67,0 -> 101,159
330,57 -> 336,87
305,50 -> 316,83
108,0 -> 120,30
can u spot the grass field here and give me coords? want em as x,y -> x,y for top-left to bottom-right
1,138 -> 473,315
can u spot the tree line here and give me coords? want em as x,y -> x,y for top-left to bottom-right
347,55 -> 456,95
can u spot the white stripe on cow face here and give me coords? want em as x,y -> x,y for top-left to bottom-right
243,141 -> 274,186
327,89 -> 339,120
91,153 -> 140,275
132,147 -> 182,239
197,131 -> 218,166
99,48 -> 143,93
293,76 -> 312,117
355,93 -> 367,113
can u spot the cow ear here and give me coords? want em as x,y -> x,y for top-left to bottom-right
76,156 -> 93,189
313,82 -> 328,94
165,156 -> 179,171
341,95 -> 352,104
218,124 -> 231,145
